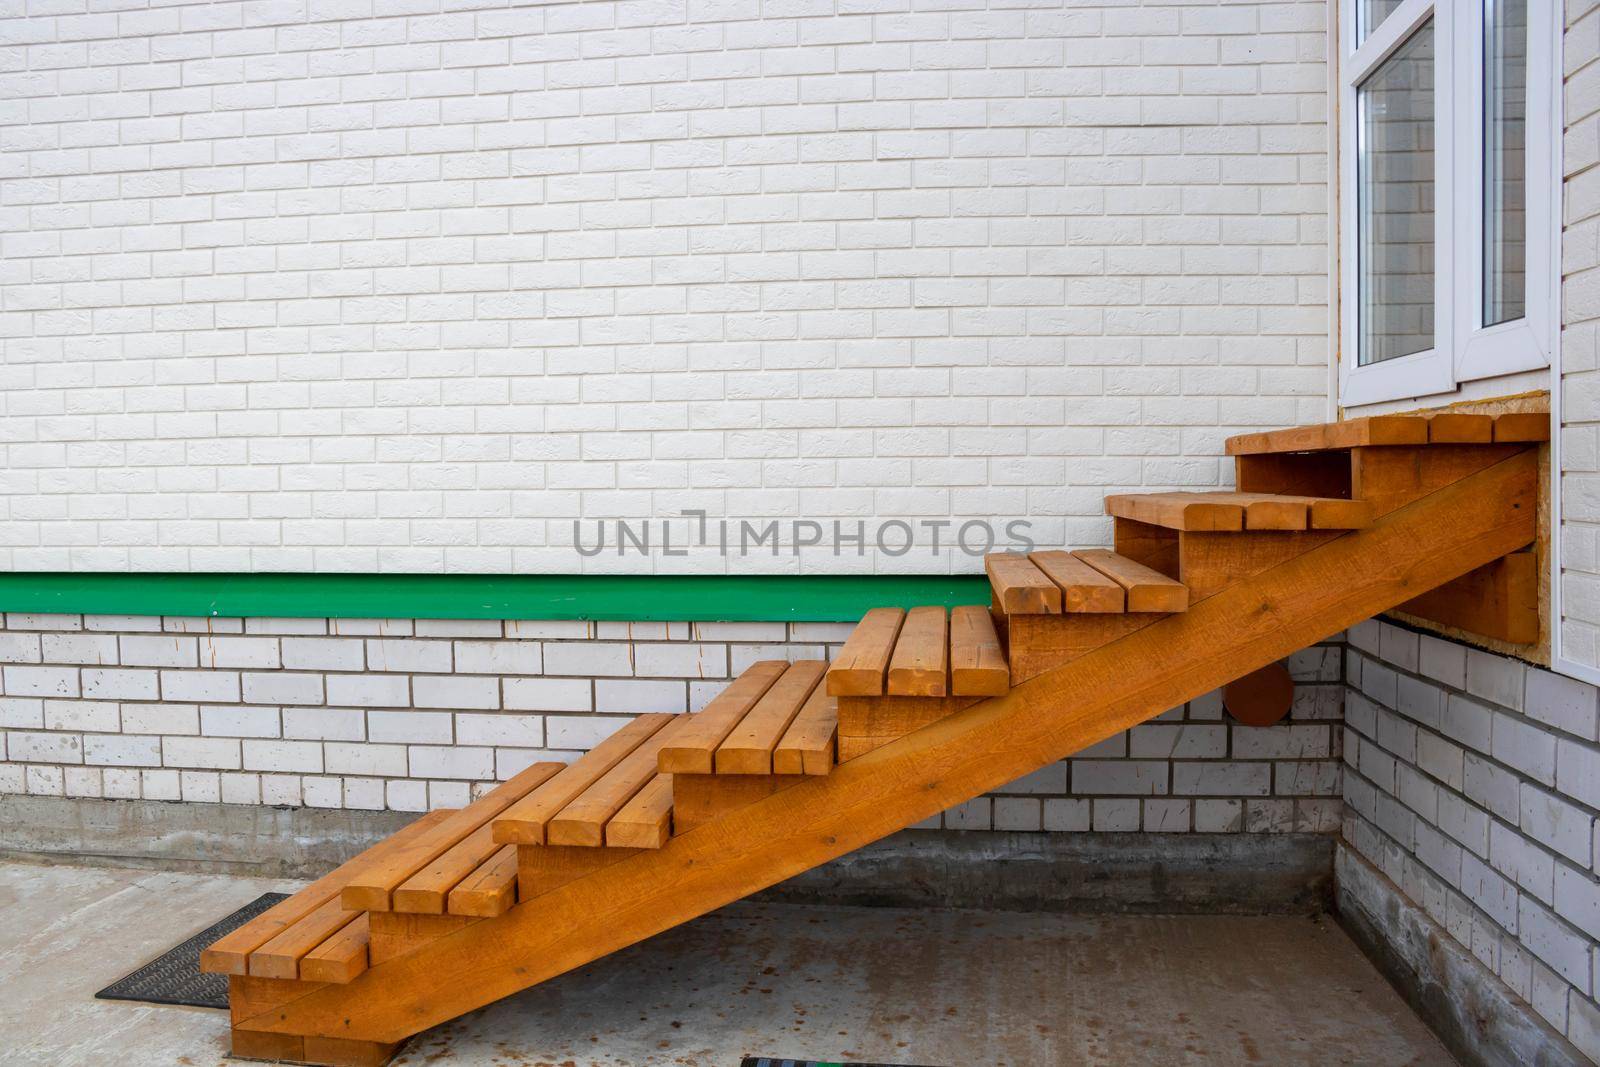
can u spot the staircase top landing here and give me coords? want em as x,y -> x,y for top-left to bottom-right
1225,412 -> 1548,456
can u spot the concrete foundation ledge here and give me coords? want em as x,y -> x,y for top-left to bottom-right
1335,843 -> 1587,1067
0,794 -> 1333,914
764,828 -> 1334,914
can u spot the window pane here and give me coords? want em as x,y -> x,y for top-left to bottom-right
1484,0 -> 1527,325
1357,23 -> 1436,366
1360,0 -> 1406,42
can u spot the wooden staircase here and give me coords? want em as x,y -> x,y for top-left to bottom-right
201,413 -> 1545,1066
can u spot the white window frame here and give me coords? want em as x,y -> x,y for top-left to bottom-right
1338,0 -> 1558,407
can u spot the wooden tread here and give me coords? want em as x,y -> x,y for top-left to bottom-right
984,550 -> 1189,616
1074,549 -> 1188,613
342,760 -> 567,911
547,716 -> 689,847
825,608 -> 906,695
1226,412 -> 1547,455
493,713 -> 675,844
662,660 -> 836,776
200,808 -> 455,978
1105,491 -> 1371,531
826,604 -> 1014,698
949,605 -> 1008,695
657,660 -> 788,772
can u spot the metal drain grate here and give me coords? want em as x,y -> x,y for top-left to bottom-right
94,892 -> 289,1010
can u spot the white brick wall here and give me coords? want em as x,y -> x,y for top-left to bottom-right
1565,0 -> 1600,666
0,612 -> 1344,831
0,0 -> 1329,574
1345,619 -> 1600,1059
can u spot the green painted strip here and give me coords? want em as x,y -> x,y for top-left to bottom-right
0,573 -> 991,623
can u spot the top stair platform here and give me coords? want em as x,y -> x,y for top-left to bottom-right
1225,412 -> 1548,455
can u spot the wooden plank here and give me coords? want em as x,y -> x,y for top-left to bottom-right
1325,415 -> 1439,447
547,718 -> 688,847
886,605 -> 948,697
493,713 -> 675,844
824,608 -> 907,695
231,1029 -> 306,1064
1103,492 -> 1244,532
200,808 -> 455,976
249,896 -> 360,980
344,760 -> 571,911
657,660 -> 789,772
1426,413 -> 1494,443
1493,411 -> 1550,442
1004,613 -> 1160,686
949,604 -> 1008,696
1352,443 -> 1525,517
299,914 -> 369,986
237,451 -> 1540,1048
516,843 -> 639,900
368,912 -> 479,967
1205,493 -> 1307,531
983,553 -> 1061,615
773,684 -> 837,776
836,694 -> 980,760
716,660 -> 827,774
1203,492 -> 1370,531
302,1036 -> 406,1067
1225,415 -> 1432,455
1178,530 -> 1339,603
606,775 -> 676,849
1073,549 -> 1188,613
393,824 -> 493,914
671,772 -> 805,833
1028,550 -> 1123,613
1397,551 -> 1539,643
392,762 -> 564,913
447,845 -> 519,917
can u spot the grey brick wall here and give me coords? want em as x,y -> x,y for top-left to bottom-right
1344,619 -> 1600,1059
0,611 -> 1343,833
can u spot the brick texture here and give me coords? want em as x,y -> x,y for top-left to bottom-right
0,612 -> 1343,831
1565,0 -> 1600,668
1345,620 -> 1600,1056
0,0 -> 1329,574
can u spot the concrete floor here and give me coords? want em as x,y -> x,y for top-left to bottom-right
0,859 -> 1458,1067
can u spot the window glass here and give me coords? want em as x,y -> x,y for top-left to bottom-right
1358,23 -> 1436,365
1360,0 -> 1406,42
1484,0 -> 1527,325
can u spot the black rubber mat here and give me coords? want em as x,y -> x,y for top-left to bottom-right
94,892 -> 289,1009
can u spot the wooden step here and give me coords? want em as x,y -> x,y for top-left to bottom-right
887,605 -> 948,697
1226,412 -> 1547,455
200,807 -> 455,979
342,760 -> 567,911
826,602 -> 1012,701
983,550 -> 1189,616
657,659 -> 789,771
547,717 -> 688,847
1105,491 -> 1371,531
825,608 -> 906,695
949,605 -> 1008,695
716,660 -> 828,773
493,713 -> 676,845
644,660 -> 838,831
1073,549 -> 1188,613
1028,550 -> 1123,612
